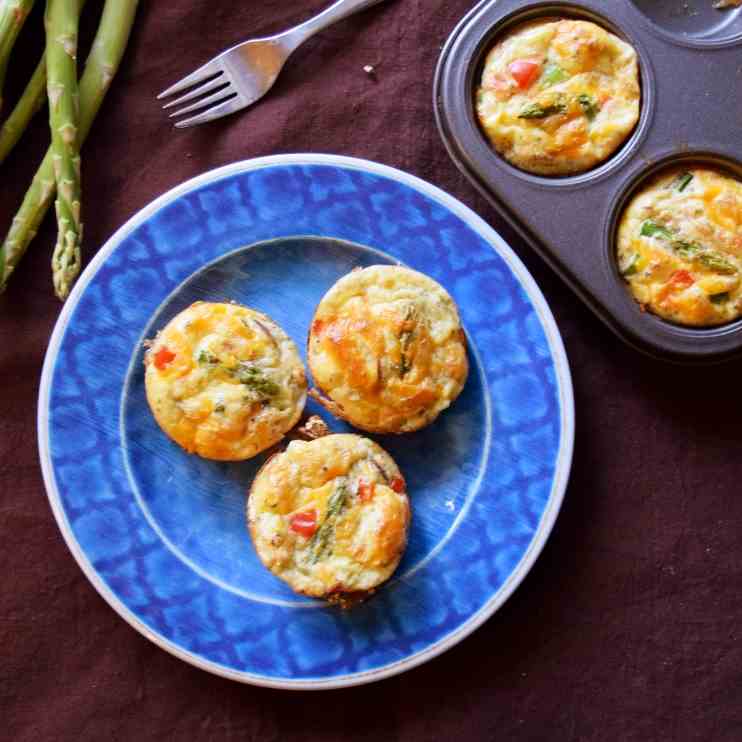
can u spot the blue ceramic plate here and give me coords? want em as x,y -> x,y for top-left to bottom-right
39,155 -> 573,689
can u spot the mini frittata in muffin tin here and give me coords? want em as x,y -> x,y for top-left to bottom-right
247,434 -> 411,606
617,167 -> 742,326
307,265 -> 468,434
144,301 -> 306,460
476,18 -> 640,176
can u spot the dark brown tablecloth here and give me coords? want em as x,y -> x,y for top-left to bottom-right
2,2 -> 742,740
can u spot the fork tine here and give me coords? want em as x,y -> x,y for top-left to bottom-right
161,73 -> 228,110
173,95 -> 246,128
157,58 -> 222,100
168,86 -> 236,119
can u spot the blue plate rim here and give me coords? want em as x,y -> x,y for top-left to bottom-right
37,154 -> 574,690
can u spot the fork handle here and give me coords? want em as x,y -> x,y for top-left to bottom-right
278,0 -> 388,53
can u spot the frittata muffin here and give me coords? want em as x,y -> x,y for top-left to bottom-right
617,167 -> 742,326
307,265 -> 468,434
476,18 -> 640,175
144,301 -> 306,460
247,434 -> 410,606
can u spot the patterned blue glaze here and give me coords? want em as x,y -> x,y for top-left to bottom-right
42,158 -> 572,687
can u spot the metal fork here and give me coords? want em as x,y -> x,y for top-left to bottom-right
158,0 -> 388,128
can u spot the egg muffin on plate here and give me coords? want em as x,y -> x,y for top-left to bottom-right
247,434 -> 410,607
144,301 -> 306,460
617,167 -> 742,326
307,265 -> 468,434
476,18 -> 640,176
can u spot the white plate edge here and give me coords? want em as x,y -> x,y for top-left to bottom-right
37,153 -> 575,690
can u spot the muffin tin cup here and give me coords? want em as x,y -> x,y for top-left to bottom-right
434,0 -> 742,363
628,0 -> 742,49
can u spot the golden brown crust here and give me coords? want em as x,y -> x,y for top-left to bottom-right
325,589 -> 375,609
292,414 -> 332,441
306,266 -> 468,434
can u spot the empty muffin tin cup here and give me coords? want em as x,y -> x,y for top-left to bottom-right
628,0 -> 742,48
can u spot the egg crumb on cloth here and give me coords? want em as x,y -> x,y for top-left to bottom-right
617,167 -> 742,326
144,301 -> 306,460
307,265 -> 469,434
247,434 -> 411,606
476,18 -> 641,176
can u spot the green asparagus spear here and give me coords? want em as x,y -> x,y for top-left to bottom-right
46,0 -> 84,300
639,220 -> 738,276
0,0 -> 35,112
0,0 -> 87,166
640,220 -> 673,239
0,0 -> 139,293
621,253 -> 640,276
709,292 -> 730,304
541,62 -> 567,87
518,101 -> 566,119
0,55 -> 45,164
577,93 -> 600,121
675,172 -> 693,192
309,480 -> 348,563
696,251 -> 737,275
237,366 -> 280,399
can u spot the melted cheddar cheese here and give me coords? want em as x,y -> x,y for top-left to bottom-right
307,266 -> 468,434
617,167 -> 742,326
247,434 -> 410,603
476,18 -> 640,175
144,302 -> 306,460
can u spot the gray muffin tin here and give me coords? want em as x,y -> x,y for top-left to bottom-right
434,0 -> 742,363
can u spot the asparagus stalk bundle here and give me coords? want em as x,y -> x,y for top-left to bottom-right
0,0 -> 139,295
0,0 -> 87,166
46,0 -> 83,300
0,0 -> 36,111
